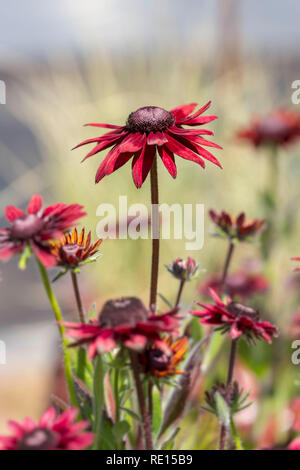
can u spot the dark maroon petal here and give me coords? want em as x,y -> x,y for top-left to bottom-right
236,213 -> 246,227
131,143 -> 155,188
157,145 -> 177,178
95,145 -> 121,183
5,205 -> 24,222
27,194 -> 43,215
170,103 -> 198,121
147,132 -> 168,146
165,134 -> 205,168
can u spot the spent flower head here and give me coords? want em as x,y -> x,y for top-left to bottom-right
74,102 -> 222,188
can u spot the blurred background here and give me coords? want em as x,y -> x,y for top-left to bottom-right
1,0 -> 300,448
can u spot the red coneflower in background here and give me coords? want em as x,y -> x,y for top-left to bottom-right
199,269 -> 269,301
190,289 -> 278,343
0,407 -> 93,450
74,102 -> 222,188
237,109 -> 300,148
0,194 -> 86,267
209,210 -> 266,241
51,227 -> 102,268
292,257 -> 300,271
62,297 -> 180,359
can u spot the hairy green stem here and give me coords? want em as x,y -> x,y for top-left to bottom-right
36,258 -> 77,406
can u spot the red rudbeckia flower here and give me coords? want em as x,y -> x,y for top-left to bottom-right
190,289 -> 278,343
199,269 -> 269,301
0,407 -> 93,450
62,297 -> 180,359
209,210 -> 265,241
0,194 -> 86,267
74,102 -> 222,188
292,257 -> 300,271
237,109 -> 300,148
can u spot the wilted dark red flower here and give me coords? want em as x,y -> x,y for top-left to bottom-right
0,194 -> 86,267
199,269 -> 269,301
62,297 -> 180,359
237,109 -> 300,148
74,102 -> 222,188
190,289 -> 278,343
209,210 -> 265,241
139,336 -> 187,377
51,228 -> 102,268
0,407 -> 93,450
166,256 -> 199,281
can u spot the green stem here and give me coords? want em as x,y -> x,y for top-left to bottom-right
36,258 -> 77,407
149,156 -> 160,312
70,271 -> 86,381
114,367 -> 120,423
175,279 -> 185,308
220,241 -> 235,295
230,416 -> 244,450
93,355 -> 105,449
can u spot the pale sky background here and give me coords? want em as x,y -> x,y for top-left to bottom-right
0,0 -> 299,63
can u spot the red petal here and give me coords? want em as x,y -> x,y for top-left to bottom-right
184,115 -> 218,126
188,135 -> 223,149
131,144 -> 155,188
27,194 -> 43,214
81,138 -> 121,162
118,132 -> 146,152
31,243 -> 57,268
147,132 -> 168,146
170,103 -> 198,121
0,243 -> 24,260
84,123 -> 124,129
184,101 -> 211,121
165,134 -> 205,168
5,205 -> 24,222
158,145 -> 177,178
123,333 -> 147,351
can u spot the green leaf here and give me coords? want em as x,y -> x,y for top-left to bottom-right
18,245 -> 32,270
119,407 -> 142,423
113,420 -> 130,442
52,269 -> 68,283
189,317 -> 203,344
215,392 -> 230,427
93,355 -> 107,449
201,331 -> 224,373
161,427 -> 180,450
157,292 -> 173,309
83,252 -> 102,264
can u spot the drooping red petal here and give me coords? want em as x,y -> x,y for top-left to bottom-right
183,101 -> 211,121
165,134 -> 205,168
31,243 -> 57,268
84,123 -> 124,130
147,132 -> 168,146
184,115 -> 218,126
172,134 -> 222,168
0,243 -> 24,260
131,143 -> 156,188
188,135 -> 223,149
158,145 -> 177,178
81,137 -> 122,163
27,194 -> 43,214
123,333 -> 147,351
5,205 -> 24,222
118,132 -> 146,153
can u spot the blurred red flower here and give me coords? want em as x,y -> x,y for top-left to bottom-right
139,336 -> 187,377
62,297 -> 180,359
209,210 -> 265,241
166,256 -> 199,281
237,109 -> 300,148
74,102 -> 222,188
0,194 -> 86,267
190,289 -> 278,343
0,407 -> 93,450
291,257 -> 300,271
199,269 -> 269,301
